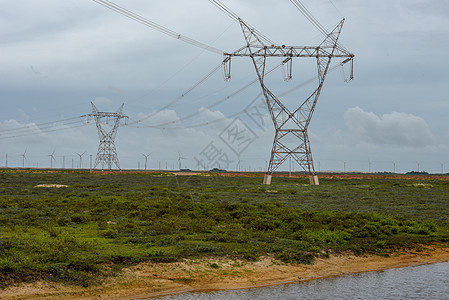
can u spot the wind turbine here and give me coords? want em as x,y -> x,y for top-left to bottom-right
237,158 -> 244,171
20,149 -> 27,168
48,150 -> 56,169
76,151 -> 86,169
142,153 -> 152,170
178,152 -> 186,170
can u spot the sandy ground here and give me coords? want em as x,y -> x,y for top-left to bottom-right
2,245 -> 449,300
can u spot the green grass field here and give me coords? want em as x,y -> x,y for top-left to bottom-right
1,170 -> 448,287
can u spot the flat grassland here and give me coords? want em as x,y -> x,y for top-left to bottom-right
1,170 -> 449,298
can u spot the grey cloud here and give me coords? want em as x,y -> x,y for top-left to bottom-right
1,0 -> 449,172
344,106 -> 435,147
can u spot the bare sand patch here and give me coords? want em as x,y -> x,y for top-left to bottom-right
34,184 -> 68,188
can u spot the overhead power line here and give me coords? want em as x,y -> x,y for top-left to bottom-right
0,116 -> 81,135
0,122 -> 88,140
131,61 -> 285,129
209,0 -> 275,46
290,0 -> 351,54
133,61 -> 342,131
130,61 -> 226,125
0,116 -> 88,140
92,0 -> 224,55
290,0 -> 329,37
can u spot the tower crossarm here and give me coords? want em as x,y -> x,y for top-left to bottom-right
90,112 -> 120,118
225,45 -> 353,59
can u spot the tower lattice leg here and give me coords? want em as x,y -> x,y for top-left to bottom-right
264,128 -> 318,185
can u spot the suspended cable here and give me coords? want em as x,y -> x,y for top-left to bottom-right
0,118 -> 87,141
134,62 -> 342,131
129,110 -> 239,130
125,21 -> 235,110
128,61 -> 225,125
0,23 -> 228,140
289,0 -> 329,37
0,122 -> 88,140
328,0 -> 344,19
9,2 -> 233,131
209,0 -> 240,23
1,53 -> 341,139
181,93 -> 264,129
134,61 -> 284,128
209,0 -> 276,46
0,116 -> 82,135
130,101 -> 249,130
290,0 -> 352,55
92,0 -> 224,55
1,119 -> 85,136
2,2 -> 346,138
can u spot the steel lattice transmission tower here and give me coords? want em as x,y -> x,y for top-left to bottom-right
216,2 -> 354,185
88,102 -> 128,170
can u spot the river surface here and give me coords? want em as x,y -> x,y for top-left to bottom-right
151,261 -> 449,300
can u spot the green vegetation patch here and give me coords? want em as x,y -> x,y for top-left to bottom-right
0,170 -> 449,287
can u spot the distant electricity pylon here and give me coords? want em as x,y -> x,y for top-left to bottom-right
212,0 -> 354,185
87,102 -> 128,170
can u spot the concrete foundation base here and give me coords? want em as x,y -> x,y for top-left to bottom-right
309,175 -> 320,185
263,174 -> 272,185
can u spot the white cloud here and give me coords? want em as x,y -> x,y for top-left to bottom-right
197,107 -> 230,132
344,106 -> 435,147
0,120 -> 47,144
136,109 -> 181,128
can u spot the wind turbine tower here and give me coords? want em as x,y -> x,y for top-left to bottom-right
76,151 -> 86,169
20,149 -> 27,168
178,152 -> 186,170
142,153 -> 151,170
211,0 -> 354,185
87,102 -> 128,170
48,150 -> 56,168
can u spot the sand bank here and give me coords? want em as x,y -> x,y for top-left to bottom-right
2,245 -> 449,300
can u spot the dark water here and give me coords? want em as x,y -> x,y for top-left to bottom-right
151,261 -> 449,300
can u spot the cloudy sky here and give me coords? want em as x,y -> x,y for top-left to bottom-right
1,0 -> 448,173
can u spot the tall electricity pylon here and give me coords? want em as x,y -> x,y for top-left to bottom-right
88,102 -> 128,170
217,3 -> 354,185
